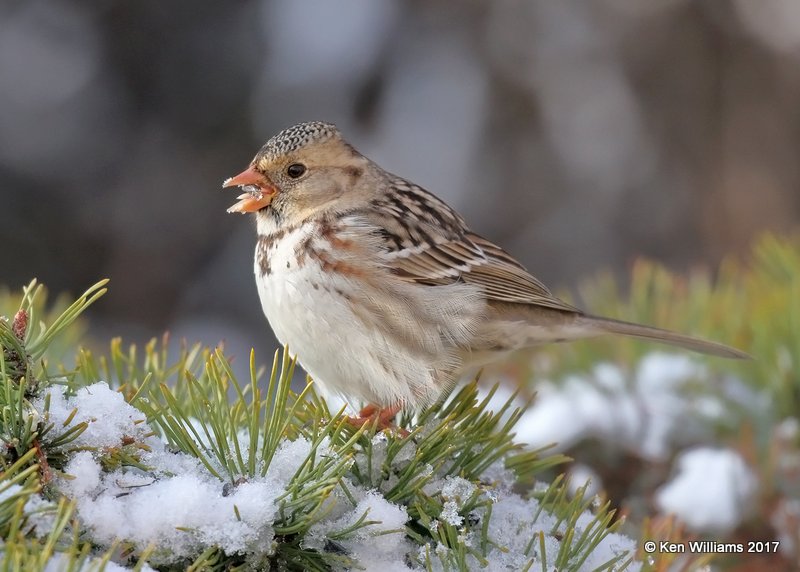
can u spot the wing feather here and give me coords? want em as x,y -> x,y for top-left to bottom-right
359,177 -> 579,313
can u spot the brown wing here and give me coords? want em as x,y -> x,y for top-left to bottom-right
389,231 -> 579,313
362,176 -> 579,313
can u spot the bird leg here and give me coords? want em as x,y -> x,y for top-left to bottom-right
346,403 -> 403,432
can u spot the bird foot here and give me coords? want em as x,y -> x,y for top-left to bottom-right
345,403 -> 407,435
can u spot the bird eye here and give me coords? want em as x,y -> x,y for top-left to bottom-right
286,163 -> 306,178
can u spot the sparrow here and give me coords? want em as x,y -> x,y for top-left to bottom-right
224,121 -> 748,428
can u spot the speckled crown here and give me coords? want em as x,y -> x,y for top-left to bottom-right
257,121 -> 340,160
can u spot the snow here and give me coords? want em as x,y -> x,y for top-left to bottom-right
567,463 -> 602,498
42,554 -> 157,572
21,347 -> 764,569
305,490 -> 413,572
33,384 -> 300,564
772,498 -> 800,556
39,383 -> 150,449
438,476 -> 475,527
21,380 -> 644,570
73,470 -> 280,558
0,483 -> 58,539
513,353 -> 742,460
0,483 -> 23,505
30,382 -> 419,569
60,451 -> 101,495
20,494 -> 58,538
416,490 -> 638,571
655,447 -> 758,533
41,385 -> 287,563
495,352 -> 766,534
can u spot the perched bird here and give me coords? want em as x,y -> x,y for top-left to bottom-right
224,121 -> 748,428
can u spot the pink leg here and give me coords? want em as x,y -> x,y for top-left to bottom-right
346,403 -> 405,432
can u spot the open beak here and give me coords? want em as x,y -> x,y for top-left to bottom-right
222,166 -> 278,213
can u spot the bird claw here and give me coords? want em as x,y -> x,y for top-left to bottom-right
345,404 -> 408,436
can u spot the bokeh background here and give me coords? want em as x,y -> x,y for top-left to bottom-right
3,0 -> 800,360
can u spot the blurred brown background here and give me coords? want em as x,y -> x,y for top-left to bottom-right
2,0 -> 799,361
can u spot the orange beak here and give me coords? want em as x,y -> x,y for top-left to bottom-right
222,166 -> 278,213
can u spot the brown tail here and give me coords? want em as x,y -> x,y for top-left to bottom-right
578,315 -> 751,360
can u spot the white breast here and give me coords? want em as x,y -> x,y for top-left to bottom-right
254,225 -> 337,355
253,224 -> 411,406
252,219 -> 486,409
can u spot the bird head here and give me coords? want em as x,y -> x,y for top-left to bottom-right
223,121 -> 372,225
